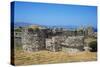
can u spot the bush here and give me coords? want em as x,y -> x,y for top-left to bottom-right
89,41 -> 97,52
15,28 -> 22,32
15,27 -> 22,32
28,27 -> 39,32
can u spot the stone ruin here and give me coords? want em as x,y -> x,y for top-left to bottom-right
46,36 -> 84,52
21,27 -> 45,52
61,36 -> 84,53
46,36 -> 63,52
21,27 -> 85,52
14,25 -> 95,52
14,32 -> 22,47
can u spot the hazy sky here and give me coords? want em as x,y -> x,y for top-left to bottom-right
13,1 -> 97,27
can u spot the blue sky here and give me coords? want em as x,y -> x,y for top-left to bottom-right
13,1 -> 97,27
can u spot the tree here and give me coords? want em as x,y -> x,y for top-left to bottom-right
15,28 -> 21,32
89,41 -> 97,52
74,29 -> 77,36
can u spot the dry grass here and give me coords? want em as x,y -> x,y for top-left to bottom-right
14,49 -> 97,66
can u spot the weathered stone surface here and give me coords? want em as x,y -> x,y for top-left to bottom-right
21,28 -> 45,52
14,25 -> 96,53
46,36 -> 62,52
63,36 -> 84,47
61,36 -> 84,52
46,36 -> 84,52
14,32 -> 22,47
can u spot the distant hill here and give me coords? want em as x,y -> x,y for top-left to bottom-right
14,22 -> 33,28
13,22 -> 97,32
14,22 -> 47,29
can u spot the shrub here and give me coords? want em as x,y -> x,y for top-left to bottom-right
15,28 -> 22,32
89,41 -> 97,52
28,27 -> 39,32
28,28 -> 33,32
15,27 -> 22,32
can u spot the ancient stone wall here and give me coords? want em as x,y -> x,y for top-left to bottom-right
61,36 -> 84,52
14,26 -> 95,52
14,32 -> 22,47
46,35 -> 84,52
22,28 -> 45,52
46,36 -> 62,52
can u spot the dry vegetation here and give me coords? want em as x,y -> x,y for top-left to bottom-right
14,49 -> 97,66
13,37 -> 97,66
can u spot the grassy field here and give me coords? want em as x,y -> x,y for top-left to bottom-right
13,37 -> 97,66
14,49 -> 97,66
